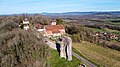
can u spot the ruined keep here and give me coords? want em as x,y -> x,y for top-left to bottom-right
46,36 -> 72,61
60,36 -> 72,61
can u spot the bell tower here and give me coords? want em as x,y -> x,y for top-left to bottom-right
23,18 -> 30,30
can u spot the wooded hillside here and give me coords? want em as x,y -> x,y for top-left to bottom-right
0,15 -> 50,67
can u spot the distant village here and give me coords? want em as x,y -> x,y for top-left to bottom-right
91,31 -> 120,50
93,32 -> 120,42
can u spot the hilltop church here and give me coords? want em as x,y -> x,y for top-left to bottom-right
22,19 -> 65,37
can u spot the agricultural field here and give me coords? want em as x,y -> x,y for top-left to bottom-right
104,18 -> 120,25
110,22 -> 120,25
73,42 -> 120,67
48,49 -> 81,67
90,28 -> 120,34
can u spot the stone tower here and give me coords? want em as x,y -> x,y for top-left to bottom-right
60,36 -> 72,61
50,20 -> 56,25
23,18 -> 30,30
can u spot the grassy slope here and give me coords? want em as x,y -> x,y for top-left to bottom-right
111,22 -> 120,25
48,49 -> 81,67
73,42 -> 120,67
90,28 -> 105,32
90,28 -> 120,34
72,48 -> 100,67
103,28 -> 120,33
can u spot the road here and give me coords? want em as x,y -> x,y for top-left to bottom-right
46,38 -> 97,67
72,52 -> 97,67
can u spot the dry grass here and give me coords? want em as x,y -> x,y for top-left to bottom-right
73,42 -> 120,67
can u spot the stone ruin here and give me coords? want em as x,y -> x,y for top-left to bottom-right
60,36 -> 72,61
46,36 -> 72,61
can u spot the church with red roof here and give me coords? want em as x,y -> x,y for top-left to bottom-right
34,21 -> 65,37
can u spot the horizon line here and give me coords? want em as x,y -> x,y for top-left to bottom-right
1,10 -> 120,15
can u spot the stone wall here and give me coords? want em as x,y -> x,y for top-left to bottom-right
46,36 -> 72,61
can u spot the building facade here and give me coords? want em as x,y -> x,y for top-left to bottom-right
23,18 -> 30,30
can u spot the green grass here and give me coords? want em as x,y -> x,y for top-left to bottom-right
73,42 -> 120,67
90,28 -> 120,34
103,28 -> 120,33
48,48 -> 81,67
110,22 -> 120,25
90,28 -> 105,32
104,18 -> 120,21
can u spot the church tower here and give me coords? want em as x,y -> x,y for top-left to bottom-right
23,18 -> 30,30
50,20 -> 56,25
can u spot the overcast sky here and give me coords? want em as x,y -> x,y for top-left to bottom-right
0,0 -> 120,14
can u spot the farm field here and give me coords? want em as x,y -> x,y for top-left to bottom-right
110,22 -> 120,25
73,42 -> 120,67
90,28 -> 120,34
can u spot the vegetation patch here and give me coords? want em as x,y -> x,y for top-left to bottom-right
90,28 -> 120,34
48,48 -> 81,67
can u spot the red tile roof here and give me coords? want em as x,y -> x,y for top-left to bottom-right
45,25 -> 65,34
35,24 -> 44,29
45,25 -> 64,31
52,29 -> 60,33
46,31 -> 52,35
